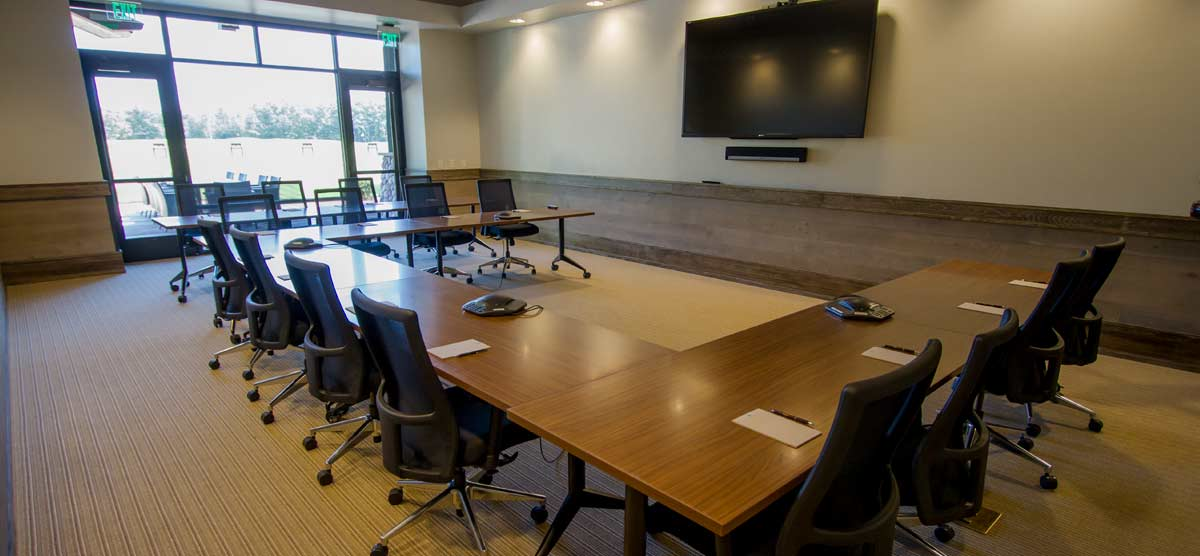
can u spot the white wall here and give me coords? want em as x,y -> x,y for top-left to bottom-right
419,30 -> 482,170
0,0 -> 102,186
476,0 -> 1200,216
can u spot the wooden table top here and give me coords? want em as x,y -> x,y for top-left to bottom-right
506,259 -> 1049,536
151,198 -> 478,230
312,208 -> 594,242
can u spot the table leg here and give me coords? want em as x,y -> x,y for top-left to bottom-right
714,534 -> 733,556
434,231 -> 444,276
551,217 -> 590,279
405,235 -> 414,267
174,230 -> 190,303
534,454 -> 625,556
624,487 -> 647,556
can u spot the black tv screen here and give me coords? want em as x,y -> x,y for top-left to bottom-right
682,0 -> 879,139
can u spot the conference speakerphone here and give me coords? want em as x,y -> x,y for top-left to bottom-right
725,146 -> 808,163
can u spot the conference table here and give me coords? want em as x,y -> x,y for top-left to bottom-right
506,260 -> 1051,556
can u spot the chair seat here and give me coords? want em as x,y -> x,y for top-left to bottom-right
348,240 -> 393,258
448,387 -> 537,467
414,230 -> 475,249
484,223 -> 539,239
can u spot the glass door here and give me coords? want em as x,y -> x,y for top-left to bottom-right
81,52 -> 190,261
338,71 -> 404,202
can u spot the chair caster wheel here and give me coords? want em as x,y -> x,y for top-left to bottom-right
246,389 -> 259,402
230,334 -> 241,345
267,350 -> 275,356
493,264 -> 499,269
302,436 -> 318,451
452,249 -> 459,255
477,268 -> 483,274
241,369 -> 255,381
531,505 -> 548,524
551,263 -> 559,271
208,359 -> 220,370
456,509 -> 464,517
1088,418 -> 1103,432
213,318 -> 223,328
1026,423 -> 1042,437
388,488 -> 404,505
466,277 -> 473,284
317,469 -> 333,486
260,411 -> 274,425
530,268 -> 536,275
583,272 -> 591,279
1040,473 -> 1058,490
1018,436 -> 1035,450
501,272 -> 507,278
373,435 -> 382,443
468,245 -> 475,252
934,524 -> 955,542
478,473 -> 494,485
178,295 -> 187,303
170,284 -> 180,292
370,543 -> 388,556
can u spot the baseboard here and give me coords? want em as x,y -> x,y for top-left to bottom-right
528,231 -> 872,299
533,232 -> 1200,373
0,252 -> 125,286
1099,322 -> 1200,373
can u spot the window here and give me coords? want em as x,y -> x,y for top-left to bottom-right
337,35 -> 389,71
166,17 -> 256,62
258,27 -> 334,69
73,13 -> 165,54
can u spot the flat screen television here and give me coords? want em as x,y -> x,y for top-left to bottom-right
682,0 -> 879,139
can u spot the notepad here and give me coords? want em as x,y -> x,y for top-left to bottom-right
428,339 -> 490,359
862,346 -> 917,365
442,215 -> 464,219
512,209 -> 531,213
958,302 -> 1006,315
1009,279 -> 1048,290
734,409 -> 822,449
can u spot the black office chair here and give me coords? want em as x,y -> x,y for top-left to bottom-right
405,174 -> 495,256
893,310 -> 1019,555
339,176 -> 378,204
352,288 -> 547,556
218,194 -> 280,233
476,178 -> 538,281
259,180 -> 308,227
650,341 -> 940,556
983,253 -> 1092,490
284,252 -> 381,486
405,181 -> 476,284
229,227 -> 310,423
1051,238 -> 1125,432
198,220 -> 252,368
222,180 -> 254,197
171,182 -> 227,293
314,187 -> 395,259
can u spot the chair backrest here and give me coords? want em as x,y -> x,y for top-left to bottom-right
776,339 -> 940,556
229,226 -> 295,349
219,194 -> 279,232
314,187 -> 368,225
908,310 -> 1019,525
339,177 -> 377,204
1069,238 -> 1125,316
197,219 -> 248,319
401,175 -> 433,186
222,181 -> 253,196
352,288 -> 460,484
477,178 -> 518,213
175,183 -> 226,217
403,182 -> 450,219
1021,252 -> 1093,347
284,252 -> 372,404
260,180 -> 307,211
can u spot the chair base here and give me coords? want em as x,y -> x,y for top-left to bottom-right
896,521 -> 951,556
305,412 -> 380,486
1053,393 -> 1104,432
374,474 -> 546,554
477,239 -> 536,288
988,425 -> 1057,490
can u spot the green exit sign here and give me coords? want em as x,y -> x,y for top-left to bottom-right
109,1 -> 140,21
380,32 -> 399,47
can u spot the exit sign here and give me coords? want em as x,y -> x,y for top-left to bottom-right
380,32 -> 398,47
109,1 -> 140,22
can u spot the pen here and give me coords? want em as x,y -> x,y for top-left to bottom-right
1019,278 -> 1047,285
769,409 -> 815,427
974,302 -> 1005,309
882,344 -> 918,355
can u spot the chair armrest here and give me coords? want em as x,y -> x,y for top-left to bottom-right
301,329 -> 348,357
376,383 -> 436,425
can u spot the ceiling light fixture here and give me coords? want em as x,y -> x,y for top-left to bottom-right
509,18 -> 526,24
586,1 -> 606,6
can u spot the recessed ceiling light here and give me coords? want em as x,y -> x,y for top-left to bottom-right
509,18 -> 526,24
586,1 -> 606,6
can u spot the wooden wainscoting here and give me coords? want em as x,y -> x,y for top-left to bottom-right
429,168 -> 482,211
0,181 -> 124,285
1,270 -> 10,556
487,169 -> 1200,372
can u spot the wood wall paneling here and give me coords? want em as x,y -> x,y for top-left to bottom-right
0,182 -> 123,284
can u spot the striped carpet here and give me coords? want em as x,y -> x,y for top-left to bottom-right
6,241 -> 1200,555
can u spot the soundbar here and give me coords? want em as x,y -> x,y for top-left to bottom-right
725,146 -> 808,163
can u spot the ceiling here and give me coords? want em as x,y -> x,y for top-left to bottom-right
421,0 -> 480,6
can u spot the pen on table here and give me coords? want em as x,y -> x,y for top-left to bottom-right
974,302 -> 1005,309
769,409 -> 815,427
883,344 -> 918,355
1019,278 -> 1047,285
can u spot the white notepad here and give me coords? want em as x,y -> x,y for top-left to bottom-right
512,209 -> 531,213
733,409 -> 822,449
442,215 -> 464,219
958,302 -> 1006,315
862,346 -> 917,365
1009,279 -> 1048,290
428,339 -> 490,359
